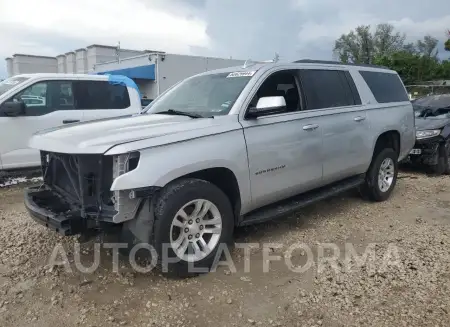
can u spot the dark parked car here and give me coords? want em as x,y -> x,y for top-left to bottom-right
141,98 -> 153,108
409,94 -> 450,174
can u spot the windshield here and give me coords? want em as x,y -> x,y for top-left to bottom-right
0,76 -> 29,96
144,72 -> 253,117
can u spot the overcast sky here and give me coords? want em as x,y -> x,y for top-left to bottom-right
1,0 -> 449,78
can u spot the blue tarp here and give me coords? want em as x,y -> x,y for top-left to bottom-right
107,75 -> 139,91
98,64 -> 156,80
100,74 -> 141,98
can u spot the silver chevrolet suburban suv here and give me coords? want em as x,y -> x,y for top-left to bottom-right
24,60 -> 415,276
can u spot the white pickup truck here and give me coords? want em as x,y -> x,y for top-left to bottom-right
0,73 -> 142,171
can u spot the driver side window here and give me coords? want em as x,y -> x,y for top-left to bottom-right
13,82 -> 47,113
248,70 -> 303,113
11,81 -> 75,116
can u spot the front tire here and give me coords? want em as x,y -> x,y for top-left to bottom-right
152,178 -> 234,278
361,148 -> 398,202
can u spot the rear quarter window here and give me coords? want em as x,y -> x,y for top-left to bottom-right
359,71 -> 409,103
343,71 -> 362,105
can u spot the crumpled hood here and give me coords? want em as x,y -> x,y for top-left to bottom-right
415,117 -> 450,131
29,113 -> 240,154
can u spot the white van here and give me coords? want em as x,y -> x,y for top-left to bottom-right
0,74 -> 142,171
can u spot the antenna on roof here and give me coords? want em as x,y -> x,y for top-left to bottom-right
242,59 -> 254,69
273,52 -> 279,63
116,41 -> 121,64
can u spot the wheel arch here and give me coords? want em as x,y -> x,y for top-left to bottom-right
372,130 -> 401,159
169,167 -> 242,225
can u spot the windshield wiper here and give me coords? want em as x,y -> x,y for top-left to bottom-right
154,109 -> 203,119
416,106 -> 435,118
423,106 -> 450,118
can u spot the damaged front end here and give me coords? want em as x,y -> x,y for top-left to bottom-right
408,136 -> 444,166
24,151 -> 153,236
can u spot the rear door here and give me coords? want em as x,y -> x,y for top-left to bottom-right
0,79 -> 82,170
298,69 -> 371,184
74,80 -> 134,122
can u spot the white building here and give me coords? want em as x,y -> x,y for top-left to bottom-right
93,52 -> 246,99
5,44 -> 247,99
6,44 -> 147,76
6,54 -> 58,76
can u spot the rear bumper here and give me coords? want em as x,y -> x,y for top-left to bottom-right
25,186 -> 88,236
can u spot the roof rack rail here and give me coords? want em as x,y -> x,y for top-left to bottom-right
292,59 -> 389,70
261,53 -> 280,63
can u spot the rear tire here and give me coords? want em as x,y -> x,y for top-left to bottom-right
152,178 -> 234,278
360,148 -> 398,202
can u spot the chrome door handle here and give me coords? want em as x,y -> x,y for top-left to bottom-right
354,116 -> 366,122
303,124 -> 319,131
63,119 -> 80,124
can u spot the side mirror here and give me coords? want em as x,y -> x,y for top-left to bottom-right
0,101 -> 25,117
247,96 -> 286,118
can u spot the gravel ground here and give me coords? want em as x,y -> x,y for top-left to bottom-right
1,171 -> 450,327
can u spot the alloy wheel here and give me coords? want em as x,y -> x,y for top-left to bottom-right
169,199 -> 222,262
378,158 -> 395,192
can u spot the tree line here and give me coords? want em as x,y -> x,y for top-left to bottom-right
334,24 -> 450,85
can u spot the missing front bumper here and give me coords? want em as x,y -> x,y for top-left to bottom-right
26,151 -> 155,236
25,186 -> 86,235
24,186 -> 115,236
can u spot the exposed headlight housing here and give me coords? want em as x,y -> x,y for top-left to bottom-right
416,129 -> 441,140
113,152 -> 140,177
111,151 -> 141,223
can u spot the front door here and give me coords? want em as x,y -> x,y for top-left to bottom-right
0,80 -> 82,170
239,69 -> 323,210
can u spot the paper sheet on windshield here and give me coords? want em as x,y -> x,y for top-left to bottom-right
226,71 -> 256,78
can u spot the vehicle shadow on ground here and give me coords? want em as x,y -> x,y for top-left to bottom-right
65,189 -> 361,281
399,162 -> 438,177
233,163 -> 439,245
233,189 -> 361,242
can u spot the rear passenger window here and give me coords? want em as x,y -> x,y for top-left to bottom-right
73,81 -> 130,110
299,70 -> 358,110
359,71 -> 409,103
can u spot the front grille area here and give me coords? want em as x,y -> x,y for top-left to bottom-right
40,151 -> 116,220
